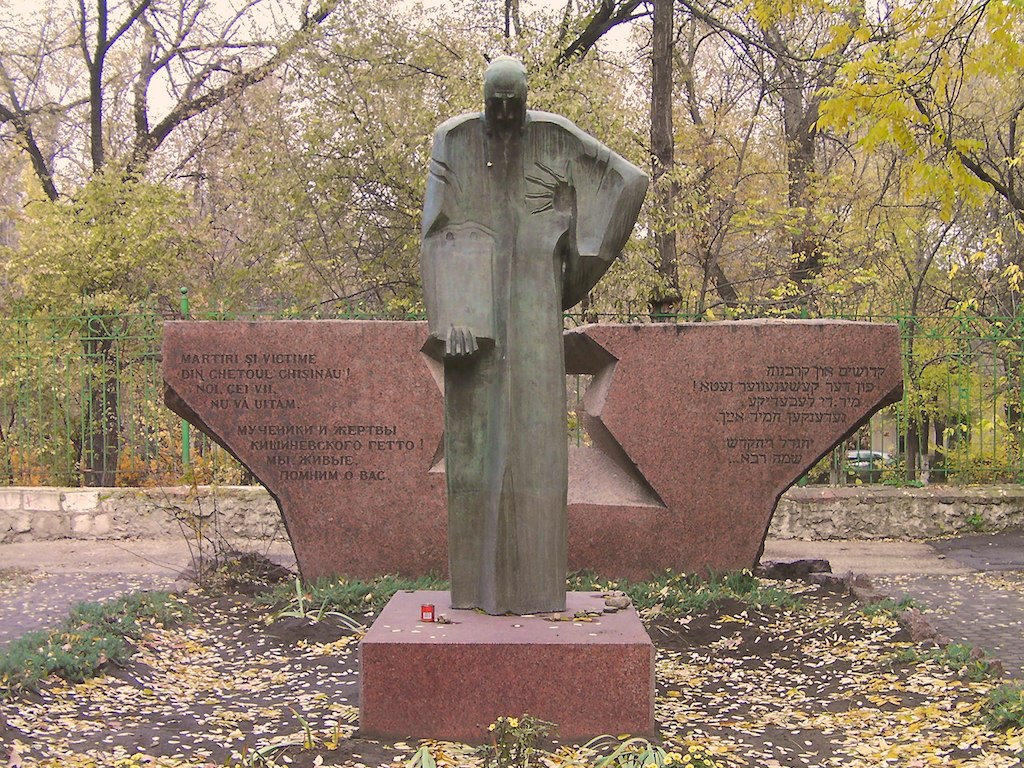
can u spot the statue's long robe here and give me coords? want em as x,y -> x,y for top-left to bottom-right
421,110 -> 647,614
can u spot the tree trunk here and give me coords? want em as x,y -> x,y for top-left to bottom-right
932,417 -> 947,481
650,0 -> 679,317
786,123 -> 821,299
88,0 -> 108,172
0,413 -> 13,485
766,27 -> 822,309
905,419 -> 919,484
919,413 -> 931,484
504,0 -> 521,38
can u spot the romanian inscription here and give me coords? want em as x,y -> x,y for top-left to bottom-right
179,352 -> 346,411
177,350 -> 425,483
693,364 -> 889,467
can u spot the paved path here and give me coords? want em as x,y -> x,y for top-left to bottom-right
1,535 -> 1022,678
0,572 -> 183,645
0,539 -> 296,647
872,532 -> 1024,678
873,571 -> 1024,677
765,532 -> 1024,678
761,538 -> 974,576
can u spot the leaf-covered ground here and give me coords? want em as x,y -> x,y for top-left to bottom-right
0,569 -> 35,596
2,582 -> 1023,767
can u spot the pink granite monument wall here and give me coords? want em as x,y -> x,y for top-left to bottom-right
163,319 -> 902,580
563,321 -> 902,575
164,321 -> 447,580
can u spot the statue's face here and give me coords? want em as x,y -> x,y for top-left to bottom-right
483,57 -> 527,132
486,91 -> 524,131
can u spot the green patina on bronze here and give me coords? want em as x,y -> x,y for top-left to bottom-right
421,56 -> 648,614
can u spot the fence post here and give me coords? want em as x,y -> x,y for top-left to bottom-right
179,287 -> 191,474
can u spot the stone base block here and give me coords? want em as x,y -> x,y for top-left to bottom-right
359,590 -> 654,743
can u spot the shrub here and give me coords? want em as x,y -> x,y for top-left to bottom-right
0,591 -> 190,697
982,683 -> 1024,729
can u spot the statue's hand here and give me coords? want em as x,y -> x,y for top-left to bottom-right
445,325 -> 479,358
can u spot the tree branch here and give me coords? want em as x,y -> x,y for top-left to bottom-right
913,92 -> 1024,221
133,16 -> 156,140
0,100 -> 59,200
129,0 -> 339,174
555,0 -> 648,67
956,151 -> 1024,221
76,0 -> 92,68
105,0 -> 151,54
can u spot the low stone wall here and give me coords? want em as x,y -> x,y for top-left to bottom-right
2,484 -> 1023,545
770,485 -> 1024,540
0,486 -> 287,545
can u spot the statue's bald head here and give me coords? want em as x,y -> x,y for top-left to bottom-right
484,57 -> 527,101
484,56 -> 527,133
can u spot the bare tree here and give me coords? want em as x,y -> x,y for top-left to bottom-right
555,0 -> 647,67
649,0 -> 679,315
676,0 -> 863,310
0,0 -> 339,200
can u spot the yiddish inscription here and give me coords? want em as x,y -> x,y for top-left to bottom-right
694,364 -> 890,467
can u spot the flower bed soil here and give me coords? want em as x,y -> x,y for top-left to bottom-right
2,584 -> 1023,767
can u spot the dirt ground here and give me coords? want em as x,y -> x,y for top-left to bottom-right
2,577 -> 1024,768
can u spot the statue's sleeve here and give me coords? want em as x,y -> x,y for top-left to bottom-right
420,123 -> 496,347
562,143 -> 649,310
421,126 -> 452,241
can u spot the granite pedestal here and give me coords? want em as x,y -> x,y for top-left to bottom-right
358,590 -> 654,743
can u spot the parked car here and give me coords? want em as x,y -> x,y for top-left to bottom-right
845,449 -> 893,483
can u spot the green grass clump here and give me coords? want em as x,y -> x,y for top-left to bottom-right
263,569 -> 802,623
260,573 -> 449,616
860,595 -> 921,618
0,591 -> 190,697
568,569 -> 803,615
982,683 -> 1024,729
895,642 -> 1002,682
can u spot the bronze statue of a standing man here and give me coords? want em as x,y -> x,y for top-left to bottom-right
421,57 -> 648,614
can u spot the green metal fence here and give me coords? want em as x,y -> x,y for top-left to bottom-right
890,312 -> 1024,485
1,303 -> 1023,487
0,312 -> 170,486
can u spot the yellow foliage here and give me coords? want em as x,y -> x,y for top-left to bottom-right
814,22 -> 855,57
1004,263 -> 1024,292
817,0 -> 1024,222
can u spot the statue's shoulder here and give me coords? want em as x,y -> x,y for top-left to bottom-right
527,111 -> 608,157
527,110 -> 585,137
528,110 -> 646,183
433,113 -> 483,143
